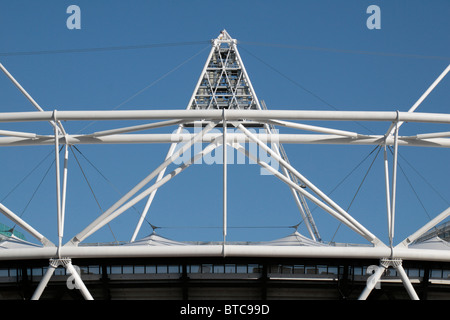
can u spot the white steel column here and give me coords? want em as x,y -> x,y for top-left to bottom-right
359,259 -> 419,300
32,258 -> 96,300
54,118 -> 63,252
395,263 -> 420,300
63,260 -> 94,300
53,113 -> 69,254
383,145 -> 392,246
389,121 -> 400,248
30,259 -> 59,300
61,141 -> 69,246
223,110 -> 227,244
358,264 -> 386,300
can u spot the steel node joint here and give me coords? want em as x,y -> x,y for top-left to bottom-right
380,257 -> 402,268
49,257 -> 72,268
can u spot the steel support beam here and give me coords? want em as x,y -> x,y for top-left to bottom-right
0,63 -> 63,132
31,258 -> 94,300
386,64 -> 450,136
63,259 -> 94,300
87,119 -> 186,138
0,202 -> 53,246
130,125 -> 183,242
265,119 -> 360,138
2,110 -> 450,124
30,259 -> 59,300
358,258 -> 419,300
0,129 -> 38,139
2,133 -> 450,149
4,243 -> 450,262
398,207 -> 450,247
358,262 -> 386,300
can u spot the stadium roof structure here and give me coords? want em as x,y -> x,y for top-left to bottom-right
0,30 -> 449,300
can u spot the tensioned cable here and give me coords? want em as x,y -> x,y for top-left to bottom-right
0,41 -> 210,57
330,145 -> 382,243
9,147 -> 63,231
71,145 -> 152,227
397,152 -> 449,206
70,146 -> 118,243
282,145 -> 380,238
77,45 -> 210,133
148,225 -> 296,230
70,146 -> 105,212
71,145 -> 122,193
3,39 -> 446,60
110,45 -> 210,110
240,46 -> 338,110
309,144 -> 381,214
387,146 -> 447,239
18,156 -> 55,219
292,145 -> 380,240
239,41 -> 450,61
1,149 -> 53,202
397,160 -> 432,221
387,146 -> 433,221
239,46 -> 376,135
325,145 -> 380,198
345,146 -> 382,212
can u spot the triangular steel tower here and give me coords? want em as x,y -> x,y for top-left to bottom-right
187,30 -> 261,110
129,30 -> 321,243
185,30 -> 321,241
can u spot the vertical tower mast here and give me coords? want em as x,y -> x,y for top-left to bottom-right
187,30 -> 261,110
186,30 -> 320,240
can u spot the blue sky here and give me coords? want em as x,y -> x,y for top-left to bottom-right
0,0 -> 449,246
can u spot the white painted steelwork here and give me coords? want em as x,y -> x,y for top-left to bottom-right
2,109 -> 450,123
0,31 -> 448,300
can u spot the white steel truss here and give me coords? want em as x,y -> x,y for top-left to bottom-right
0,31 -> 449,300
187,30 -> 260,110
127,30 -> 320,243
